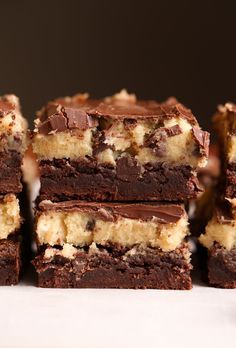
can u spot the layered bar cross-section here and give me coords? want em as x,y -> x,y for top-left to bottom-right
32,91 -> 209,202
33,200 -> 192,289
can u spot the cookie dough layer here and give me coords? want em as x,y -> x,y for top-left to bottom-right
39,159 -> 201,202
213,103 -> 236,163
36,201 -> 189,252
32,242 -> 192,289
0,194 -> 21,240
207,243 -> 236,288
0,95 -> 28,153
0,238 -> 21,285
33,91 -> 209,170
199,200 -> 236,251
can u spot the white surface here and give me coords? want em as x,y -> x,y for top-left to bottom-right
0,276 -> 235,348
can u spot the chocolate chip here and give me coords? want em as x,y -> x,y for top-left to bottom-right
192,127 -> 210,156
86,220 -> 96,231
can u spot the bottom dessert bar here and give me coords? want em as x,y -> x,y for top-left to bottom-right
33,243 -> 192,289
199,200 -> 236,288
33,200 -> 192,289
0,238 -> 21,285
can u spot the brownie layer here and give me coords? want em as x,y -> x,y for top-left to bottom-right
0,239 -> 21,285
0,150 -> 22,193
33,243 -> 192,289
39,158 -> 201,201
225,164 -> 236,199
208,243 -> 236,288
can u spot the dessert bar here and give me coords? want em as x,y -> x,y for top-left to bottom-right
199,200 -> 236,288
33,91 -> 209,202
33,200 -> 192,289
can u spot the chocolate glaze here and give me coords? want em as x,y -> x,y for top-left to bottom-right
38,200 -> 185,224
36,94 -> 200,135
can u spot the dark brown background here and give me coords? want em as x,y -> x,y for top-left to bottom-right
0,0 -> 235,130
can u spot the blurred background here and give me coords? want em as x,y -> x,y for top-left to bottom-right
0,0 -> 235,131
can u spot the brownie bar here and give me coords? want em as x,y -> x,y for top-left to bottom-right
0,238 -> 21,285
33,90 -> 209,201
39,159 -> 201,202
33,200 -> 191,288
33,243 -> 192,289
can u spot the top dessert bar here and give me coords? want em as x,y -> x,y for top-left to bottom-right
0,95 -> 28,193
33,90 -> 209,201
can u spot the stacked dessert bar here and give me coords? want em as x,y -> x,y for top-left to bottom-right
32,90 -> 209,289
0,95 -> 28,285
200,103 -> 236,288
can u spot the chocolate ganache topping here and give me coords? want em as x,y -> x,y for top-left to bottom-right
38,200 -> 185,224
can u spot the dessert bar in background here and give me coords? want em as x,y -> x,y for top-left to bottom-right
199,103 -> 236,288
213,103 -> 236,200
32,90 -> 209,202
0,95 -> 28,285
33,201 -> 192,289
199,200 -> 236,288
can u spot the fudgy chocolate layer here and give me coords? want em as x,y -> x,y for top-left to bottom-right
0,238 -> 21,285
38,199 -> 185,223
0,150 -> 22,193
208,243 -> 236,288
225,164 -> 236,198
39,158 -> 201,201
33,243 -> 192,289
